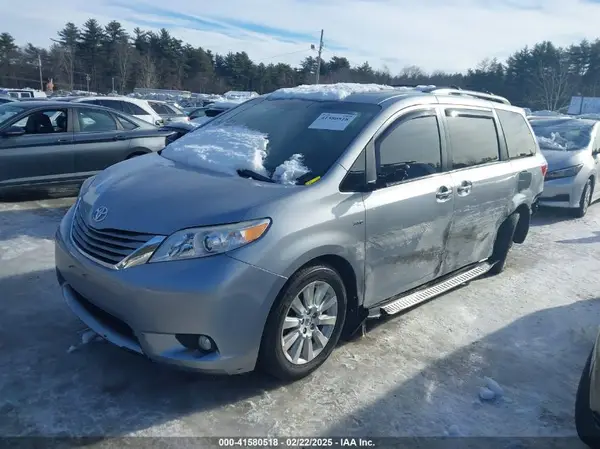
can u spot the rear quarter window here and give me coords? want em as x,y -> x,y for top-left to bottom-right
124,102 -> 149,116
496,109 -> 537,159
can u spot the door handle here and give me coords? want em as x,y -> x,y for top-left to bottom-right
113,135 -> 125,141
456,180 -> 473,196
56,138 -> 69,143
435,186 -> 453,202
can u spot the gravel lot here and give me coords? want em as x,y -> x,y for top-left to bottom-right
1,190 -> 599,445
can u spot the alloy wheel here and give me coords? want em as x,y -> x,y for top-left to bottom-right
280,281 -> 338,365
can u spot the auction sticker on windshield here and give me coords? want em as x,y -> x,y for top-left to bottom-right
308,112 -> 358,131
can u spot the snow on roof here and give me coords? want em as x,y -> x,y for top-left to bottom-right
268,83 -> 401,101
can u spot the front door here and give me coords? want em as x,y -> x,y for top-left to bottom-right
0,107 -> 74,187
72,107 -> 131,176
440,107 -> 515,274
363,109 -> 454,307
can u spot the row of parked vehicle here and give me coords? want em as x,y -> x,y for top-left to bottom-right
0,93 -> 247,190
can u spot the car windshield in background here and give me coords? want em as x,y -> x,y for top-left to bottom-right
0,103 -> 27,126
205,108 -> 225,117
531,119 -> 594,151
162,98 -> 381,183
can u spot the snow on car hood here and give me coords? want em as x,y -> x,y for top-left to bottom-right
161,124 -> 309,185
536,132 -> 579,151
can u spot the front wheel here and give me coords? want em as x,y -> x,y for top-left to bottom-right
258,264 -> 347,381
573,179 -> 593,218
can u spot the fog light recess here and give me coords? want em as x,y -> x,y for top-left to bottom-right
176,333 -> 217,353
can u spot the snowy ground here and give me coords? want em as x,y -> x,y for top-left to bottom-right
1,189 -> 599,445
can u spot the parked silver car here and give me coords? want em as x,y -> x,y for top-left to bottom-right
530,117 -> 600,217
55,84 -> 546,380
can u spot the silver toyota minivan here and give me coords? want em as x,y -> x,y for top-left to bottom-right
55,84 -> 547,380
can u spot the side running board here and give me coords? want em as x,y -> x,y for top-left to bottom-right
379,261 -> 494,316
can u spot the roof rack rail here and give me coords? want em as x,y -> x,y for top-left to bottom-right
429,87 -> 511,105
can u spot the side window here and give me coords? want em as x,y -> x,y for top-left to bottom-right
496,109 -> 537,159
149,102 -> 169,114
376,114 -> 442,186
76,108 -> 118,132
115,115 -> 138,130
97,100 -> 123,112
12,109 -> 68,134
445,110 -> 500,169
340,149 -> 366,192
124,102 -> 148,116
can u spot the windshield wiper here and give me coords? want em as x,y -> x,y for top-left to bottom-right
237,169 -> 275,183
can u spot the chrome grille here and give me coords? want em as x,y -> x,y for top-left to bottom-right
71,205 -> 154,267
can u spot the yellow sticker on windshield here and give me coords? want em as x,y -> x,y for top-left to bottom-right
305,176 -> 321,185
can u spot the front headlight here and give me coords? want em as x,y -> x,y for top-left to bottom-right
148,218 -> 271,263
545,164 -> 583,180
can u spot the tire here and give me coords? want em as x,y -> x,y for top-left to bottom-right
576,351 -> 600,448
258,264 -> 347,381
573,179 -> 593,218
488,213 -> 519,276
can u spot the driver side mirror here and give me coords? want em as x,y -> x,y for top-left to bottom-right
1,126 -> 25,137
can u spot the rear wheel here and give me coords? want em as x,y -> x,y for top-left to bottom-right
258,264 -> 347,381
576,351 -> 600,448
573,179 -> 593,218
488,213 -> 519,276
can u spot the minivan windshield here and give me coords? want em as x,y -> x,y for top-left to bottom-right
161,97 -> 381,184
0,103 -> 27,126
530,118 -> 594,151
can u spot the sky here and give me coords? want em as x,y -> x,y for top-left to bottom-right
3,0 -> 600,74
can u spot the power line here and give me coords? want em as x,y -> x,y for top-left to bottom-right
265,48 -> 311,60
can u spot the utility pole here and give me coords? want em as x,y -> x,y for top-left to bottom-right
112,77 -> 115,93
38,53 -> 43,91
315,29 -> 324,84
86,74 -> 91,92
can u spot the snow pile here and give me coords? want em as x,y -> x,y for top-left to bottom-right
163,125 -> 269,176
67,329 -> 102,353
268,83 -> 397,101
478,376 -> 504,401
272,154 -> 310,185
536,132 -> 575,151
162,125 -> 311,184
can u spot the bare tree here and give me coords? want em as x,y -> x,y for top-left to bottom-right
138,52 -> 157,88
115,38 -> 131,92
53,44 -> 74,90
530,60 -> 571,111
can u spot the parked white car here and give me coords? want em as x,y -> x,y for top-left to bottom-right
69,96 -> 162,125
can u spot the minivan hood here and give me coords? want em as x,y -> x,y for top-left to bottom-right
79,153 -> 294,235
541,148 -> 587,172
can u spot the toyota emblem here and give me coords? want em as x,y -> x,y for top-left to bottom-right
92,206 -> 108,222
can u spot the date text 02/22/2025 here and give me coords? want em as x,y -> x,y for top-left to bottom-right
217,438 -> 376,447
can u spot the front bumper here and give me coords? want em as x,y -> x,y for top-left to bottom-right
538,175 -> 586,209
55,205 -> 287,374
